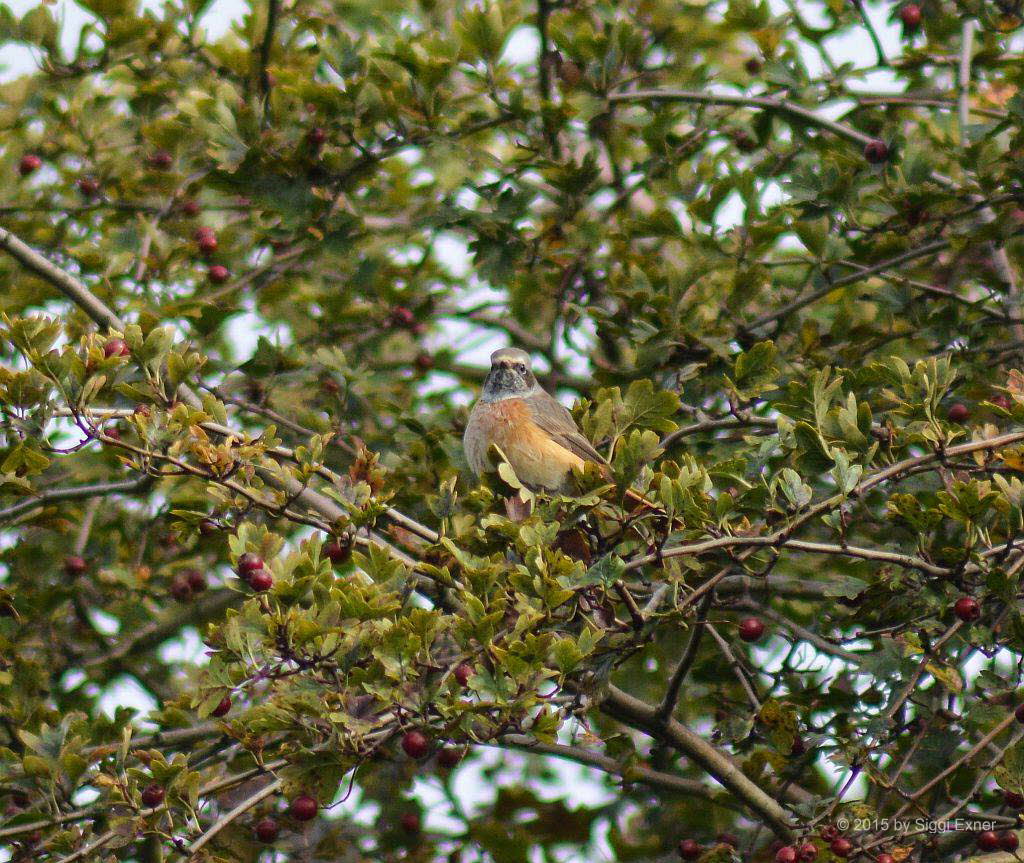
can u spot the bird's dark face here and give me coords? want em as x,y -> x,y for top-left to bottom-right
481,348 -> 538,401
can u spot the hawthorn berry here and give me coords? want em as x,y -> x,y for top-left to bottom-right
830,838 -> 853,858
169,575 -> 192,603
211,696 -> 232,718
389,306 -> 416,329
249,569 -> 273,592
947,402 -> 970,422
776,846 -> 797,863
208,265 -> 230,284
141,784 -> 165,807
184,569 -> 207,593
954,596 -> 981,622
436,747 -> 464,769
324,539 -> 352,565
738,617 -> 766,642
18,154 -> 42,176
863,139 -> 889,164
64,555 -> 88,577
899,3 -> 922,29
401,730 -> 430,759
289,794 -> 318,821
103,338 -> 131,358
977,831 -> 1000,852
798,842 -> 817,862
679,839 -> 702,860
77,176 -> 100,197
255,817 -> 279,842
237,553 -> 264,578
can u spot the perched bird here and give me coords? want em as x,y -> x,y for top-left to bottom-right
463,347 -> 605,492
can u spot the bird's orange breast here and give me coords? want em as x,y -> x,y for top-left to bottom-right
465,398 -> 584,491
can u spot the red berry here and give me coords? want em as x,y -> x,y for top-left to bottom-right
401,730 -> 430,759
323,539 -> 352,565
899,3 -> 922,28
877,855 -> 895,863
830,838 -> 853,858
679,839 -> 702,860
64,555 -> 87,577
436,747 -> 464,769
415,352 -> 435,371
195,231 -> 218,256
992,394 -> 1013,410
103,337 -> 131,358
307,126 -> 327,147
77,176 -> 100,197
954,596 -> 981,622
400,812 -> 421,834
947,402 -> 970,422
198,519 -> 219,537
776,846 -> 797,863
738,617 -> 765,642
798,842 -> 818,862
289,794 -> 318,821
18,154 -> 42,176
863,139 -> 889,164
185,569 -> 207,593
211,696 -> 232,718
1000,832 -> 1019,852
978,831 -> 1001,852
140,784 -> 165,807
237,553 -> 264,577
169,575 -> 193,603
208,265 -> 230,284
104,424 -> 121,441
453,662 -> 473,687
254,817 -> 279,843
389,306 -> 416,329
1016,704 -> 1024,724
820,827 -> 840,843
249,569 -> 273,592
181,199 -> 201,216
1005,790 -> 1024,808
147,149 -> 174,170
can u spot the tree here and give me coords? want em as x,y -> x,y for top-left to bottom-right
1,0 -> 1023,859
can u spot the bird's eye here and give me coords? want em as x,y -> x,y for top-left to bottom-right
516,363 -> 526,373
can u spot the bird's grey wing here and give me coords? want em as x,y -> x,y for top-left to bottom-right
524,390 -> 607,465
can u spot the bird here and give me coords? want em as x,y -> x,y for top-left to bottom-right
463,347 -> 606,492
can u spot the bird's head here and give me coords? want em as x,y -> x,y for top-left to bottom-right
481,348 -> 539,402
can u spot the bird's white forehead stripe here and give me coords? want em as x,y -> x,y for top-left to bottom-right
490,348 -> 531,365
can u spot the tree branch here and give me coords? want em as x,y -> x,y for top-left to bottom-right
0,475 -> 153,523
601,685 -> 796,838
496,733 -> 743,810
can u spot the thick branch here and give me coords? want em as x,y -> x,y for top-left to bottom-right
601,685 -> 795,838
497,734 -> 742,810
